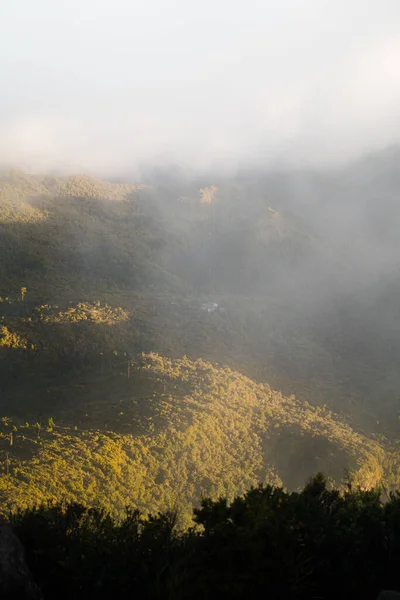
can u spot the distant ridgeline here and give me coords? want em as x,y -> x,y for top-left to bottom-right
0,170 -> 162,296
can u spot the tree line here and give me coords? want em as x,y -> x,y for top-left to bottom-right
7,474 -> 400,599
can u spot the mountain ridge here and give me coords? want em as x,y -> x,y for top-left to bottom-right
1,159 -> 400,521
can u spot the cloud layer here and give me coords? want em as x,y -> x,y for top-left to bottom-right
1,0 -> 400,174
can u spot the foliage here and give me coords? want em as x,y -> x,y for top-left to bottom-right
6,476 -> 400,599
0,353 -> 395,526
1,166 -> 400,433
0,170 -> 166,295
1,167 -> 400,581
0,325 -> 28,349
30,301 -> 130,325
199,185 -> 217,204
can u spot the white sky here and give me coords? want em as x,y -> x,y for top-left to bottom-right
1,0 -> 400,173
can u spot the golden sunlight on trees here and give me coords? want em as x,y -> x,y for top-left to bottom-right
199,185 -> 217,204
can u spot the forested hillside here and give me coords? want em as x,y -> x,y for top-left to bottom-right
1,352 -> 396,525
1,161 -> 400,522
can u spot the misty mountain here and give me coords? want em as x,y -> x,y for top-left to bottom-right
1,149 -> 400,519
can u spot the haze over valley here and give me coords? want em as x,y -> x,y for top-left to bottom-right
2,2 -> 400,597
1,150 -> 400,521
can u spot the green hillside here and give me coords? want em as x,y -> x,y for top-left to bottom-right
0,169 -> 384,423
0,169 -> 177,298
1,168 -> 400,524
0,353 -> 396,526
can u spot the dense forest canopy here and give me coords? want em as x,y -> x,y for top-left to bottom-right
1,153 -> 400,596
1,153 -> 400,518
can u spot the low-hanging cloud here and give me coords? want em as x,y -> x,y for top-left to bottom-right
1,0 -> 400,175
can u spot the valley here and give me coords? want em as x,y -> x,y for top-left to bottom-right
1,159 -> 400,523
